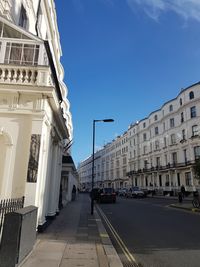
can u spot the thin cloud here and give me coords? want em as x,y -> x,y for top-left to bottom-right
126,0 -> 200,22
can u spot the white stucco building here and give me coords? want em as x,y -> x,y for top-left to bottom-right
78,131 -> 129,191
0,0 -> 75,230
78,83 -> 200,195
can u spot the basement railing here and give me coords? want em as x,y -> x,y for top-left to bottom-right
0,196 -> 25,244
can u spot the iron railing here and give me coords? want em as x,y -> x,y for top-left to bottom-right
0,196 -> 25,243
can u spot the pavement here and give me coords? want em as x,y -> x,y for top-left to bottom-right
18,193 -> 123,267
147,194 -> 200,213
18,194 -> 200,267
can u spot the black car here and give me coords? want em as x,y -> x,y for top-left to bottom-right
98,188 -> 116,203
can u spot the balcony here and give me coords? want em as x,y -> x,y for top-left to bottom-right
0,17 -> 54,88
190,135 -> 200,140
0,64 -> 53,87
134,161 -> 195,174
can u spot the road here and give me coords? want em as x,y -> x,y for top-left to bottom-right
97,196 -> 200,267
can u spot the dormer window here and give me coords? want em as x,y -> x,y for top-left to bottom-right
189,91 -> 194,100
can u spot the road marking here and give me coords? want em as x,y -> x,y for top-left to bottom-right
96,205 -> 139,266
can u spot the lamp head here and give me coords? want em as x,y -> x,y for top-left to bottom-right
102,119 -> 114,122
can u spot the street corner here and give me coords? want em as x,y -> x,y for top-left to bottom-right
169,203 -> 200,213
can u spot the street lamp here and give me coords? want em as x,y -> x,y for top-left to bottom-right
91,119 -> 114,215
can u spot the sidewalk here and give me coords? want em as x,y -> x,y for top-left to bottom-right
148,194 -> 200,213
169,201 -> 200,213
19,194 -> 123,267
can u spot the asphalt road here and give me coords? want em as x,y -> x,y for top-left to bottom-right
97,196 -> 200,267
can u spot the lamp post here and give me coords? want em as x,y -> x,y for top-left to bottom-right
91,119 -> 114,215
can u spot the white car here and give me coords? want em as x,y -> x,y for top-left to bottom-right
118,188 -> 127,196
129,187 -> 145,198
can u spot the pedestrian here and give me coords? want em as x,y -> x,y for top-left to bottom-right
72,185 -> 76,201
181,185 -> 185,199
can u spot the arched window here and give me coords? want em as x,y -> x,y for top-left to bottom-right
169,104 -> 173,112
154,115 -> 158,121
180,98 -> 182,106
189,91 -> 194,100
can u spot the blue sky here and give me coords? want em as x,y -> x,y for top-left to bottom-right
55,0 -> 200,166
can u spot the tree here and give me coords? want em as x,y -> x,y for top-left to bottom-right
193,158 -> 200,181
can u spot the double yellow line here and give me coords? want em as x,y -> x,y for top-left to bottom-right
96,206 -> 138,266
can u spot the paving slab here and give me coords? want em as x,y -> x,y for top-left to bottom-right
60,258 -> 99,267
19,194 -> 123,267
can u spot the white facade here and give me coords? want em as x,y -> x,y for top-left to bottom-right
78,131 -> 129,191
78,83 -> 200,195
0,0 -> 73,229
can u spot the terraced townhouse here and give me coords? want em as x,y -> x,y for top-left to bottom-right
78,83 -> 200,195
0,0 -> 77,230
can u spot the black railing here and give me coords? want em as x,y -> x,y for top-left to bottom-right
0,196 -> 25,243
128,161 -> 195,175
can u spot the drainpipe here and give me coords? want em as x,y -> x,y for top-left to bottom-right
35,0 -> 41,36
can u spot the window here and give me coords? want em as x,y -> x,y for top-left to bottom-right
154,115 -> 158,121
19,5 -> 28,29
182,129 -> 186,140
185,172 -> 192,186
143,145 -> 147,154
180,98 -> 182,106
164,136 -> 167,147
189,91 -> 194,100
194,146 -> 200,159
192,125 -> 198,137
171,134 -> 176,145
156,157 -> 160,167
170,118 -> 175,128
163,122 -> 165,131
143,133 -> 147,141
183,149 -> 187,162
165,154 -> 168,165
144,160 -> 148,169
169,104 -> 173,112
5,43 -> 39,65
166,175 -> 169,186
155,140 -> 159,150
143,122 -> 146,128
172,152 -> 177,165
181,112 -> 184,123
190,106 -> 196,118
123,157 -> 127,165
155,126 -> 159,135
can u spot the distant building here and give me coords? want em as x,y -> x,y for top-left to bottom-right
0,0 -> 74,230
78,83 -> 200,195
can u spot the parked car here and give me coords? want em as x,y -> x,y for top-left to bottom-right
118,188 -> 127,197
98,188 -> 116,203
126,187 -> 145,198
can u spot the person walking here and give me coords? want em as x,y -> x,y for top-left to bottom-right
72,185 -> 76,201
181,185 -> 186,199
